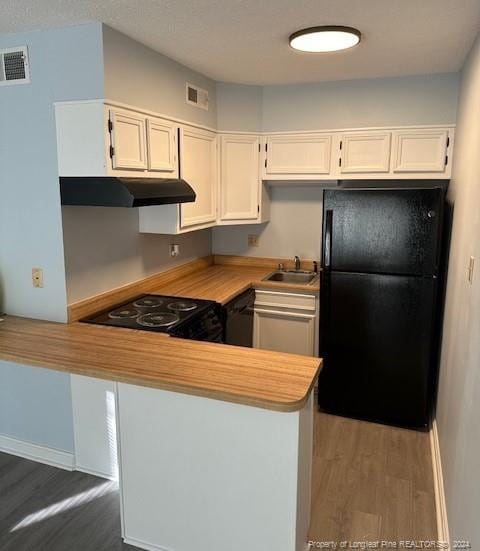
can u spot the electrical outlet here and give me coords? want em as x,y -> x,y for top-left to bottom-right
170,244 -> 180,257
32,267 -> 44,288
248,234 -> 259,247
468,256 -> 475,284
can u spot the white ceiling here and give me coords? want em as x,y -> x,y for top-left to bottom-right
1,0 -> 480,85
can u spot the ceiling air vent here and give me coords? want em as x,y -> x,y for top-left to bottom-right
0,46 -> 30,86
186,82 -> 209,110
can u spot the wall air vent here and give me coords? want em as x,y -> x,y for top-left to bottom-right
186,82 -> 209,110
0,46 -> 30,86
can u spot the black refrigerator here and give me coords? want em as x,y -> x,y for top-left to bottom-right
318,184 -> 446,430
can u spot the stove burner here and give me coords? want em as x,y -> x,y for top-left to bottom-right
167,300 -> 198,312
108,308 -> 140,320
133,297 -> 164,308
137,312 -> 180,328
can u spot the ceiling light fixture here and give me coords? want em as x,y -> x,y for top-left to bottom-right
289,26 -> 361,53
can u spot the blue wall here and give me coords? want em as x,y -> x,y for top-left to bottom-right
0,22 -> 104,322
0,361 -> 74,452
0,23 -> 104,452
261,73 -> 459,131
216,73 -> 459,132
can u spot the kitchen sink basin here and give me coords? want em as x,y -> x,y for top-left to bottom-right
264,270 -> 317,284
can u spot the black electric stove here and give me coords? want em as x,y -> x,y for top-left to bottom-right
81,295 -> 224,343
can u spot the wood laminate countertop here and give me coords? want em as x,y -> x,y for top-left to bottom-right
153,264 -> 320,305
0,316 -> 321,412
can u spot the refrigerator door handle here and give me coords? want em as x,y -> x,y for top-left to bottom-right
324,209 -> 333,269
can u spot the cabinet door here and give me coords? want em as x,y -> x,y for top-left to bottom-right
219,134 -> 260,221
254,309 -> 315,356
392,129 -> 448,173
265,134 -> 332,175
340,132 -> 391,174
146,117 -> 178,174
110,109 -> 148,170
180,126 -> 217,228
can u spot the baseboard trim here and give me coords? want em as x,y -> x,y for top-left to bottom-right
430,420 -> 450,544
74,464 -> 117,481
123,535 -> 171,551
0,433 -> 74,471
124,534 -> 311,551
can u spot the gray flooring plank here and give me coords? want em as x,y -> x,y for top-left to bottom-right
0,453 -> 138,550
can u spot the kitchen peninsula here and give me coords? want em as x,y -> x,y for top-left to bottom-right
0,315 -> 320,551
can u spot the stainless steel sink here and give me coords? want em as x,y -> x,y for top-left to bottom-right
264,270 -> 317,284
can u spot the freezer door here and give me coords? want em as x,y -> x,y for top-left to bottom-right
318,271 -> 438,428
323,188 -> 443,276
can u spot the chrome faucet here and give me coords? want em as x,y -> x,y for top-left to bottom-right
294,256 -> 301,271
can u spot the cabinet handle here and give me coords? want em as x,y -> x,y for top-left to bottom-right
254,308 -> 315,319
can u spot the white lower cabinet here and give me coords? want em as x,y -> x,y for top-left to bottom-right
253,290 -> 317,356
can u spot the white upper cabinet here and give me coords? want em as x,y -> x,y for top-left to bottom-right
55,99 -> 455,237
264,134 -> 333,179
146,117 -> 178,175
179,126 -> 217,229
260,127 -> 453,181
392,129 -> 449,173
109,110 -> 179,176
219,134 -> 260,222
55,102 -> 180,178
109,108 -> 148,170
339,131 -> 391,174
140,124 -> 218,234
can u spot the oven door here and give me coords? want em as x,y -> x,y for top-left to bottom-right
171,306 -> 224,343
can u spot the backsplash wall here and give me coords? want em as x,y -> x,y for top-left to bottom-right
62,207 -> 211,304
212,186 -> 324,261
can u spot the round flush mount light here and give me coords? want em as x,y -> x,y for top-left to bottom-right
289,26 -> 361,53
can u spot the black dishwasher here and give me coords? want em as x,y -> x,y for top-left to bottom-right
223,289 -> 255,347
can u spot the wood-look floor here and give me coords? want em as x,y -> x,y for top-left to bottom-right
310,410 -> 437,541
0,452 -> 138,551
0,410 -> 436,550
